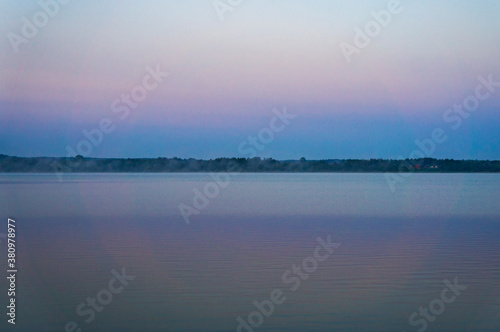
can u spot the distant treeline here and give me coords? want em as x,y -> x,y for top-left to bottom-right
1,155 -> 500,173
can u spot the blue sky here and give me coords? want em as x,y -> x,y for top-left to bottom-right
1,0 -> 499,159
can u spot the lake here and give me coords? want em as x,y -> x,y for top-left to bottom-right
0,173 -> 499,331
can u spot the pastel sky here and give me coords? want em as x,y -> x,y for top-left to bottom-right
1,0 -> 499,159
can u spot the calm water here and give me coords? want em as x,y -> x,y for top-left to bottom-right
0,173 -> 499,331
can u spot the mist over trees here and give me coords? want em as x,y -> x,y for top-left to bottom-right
0,155 -> 499,173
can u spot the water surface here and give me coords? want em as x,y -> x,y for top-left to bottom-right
0,173 -> 499,331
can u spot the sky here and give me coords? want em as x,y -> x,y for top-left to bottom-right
0,0 -> 499,160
